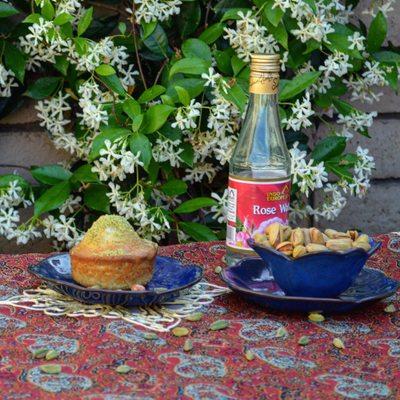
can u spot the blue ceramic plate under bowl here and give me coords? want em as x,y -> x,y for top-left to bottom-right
221,258 -> 399,313
29,253 -> 203,307
248,238 -> 382,298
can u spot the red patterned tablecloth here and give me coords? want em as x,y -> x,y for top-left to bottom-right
0,233 -> 400,400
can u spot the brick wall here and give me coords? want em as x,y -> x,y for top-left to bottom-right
1,1 -> 399,253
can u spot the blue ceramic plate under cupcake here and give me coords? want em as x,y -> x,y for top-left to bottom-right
221,258 -> 399,313
29,254 -> 203,307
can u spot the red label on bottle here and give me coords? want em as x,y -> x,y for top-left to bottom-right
226,176 -> 291,250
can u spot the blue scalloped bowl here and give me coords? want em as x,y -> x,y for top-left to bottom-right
247,238 -> 382,298
28,253 -> 203,306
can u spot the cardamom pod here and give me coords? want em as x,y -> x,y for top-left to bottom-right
172,327 -> 189,337
214,266 -> 222,274
209,320 -> 229,331
308,313 -> 325,322
275,327 -> 288,338
33,348 -> 48,359
45,350 -> 60,361
384,304 -> 396,313
40,364 -> 61,374
333,338 -> 345,349
143,332 -> 158,340
116,365 -> 132,374
186,312 -> 203,322
183,339 -> 193,352
244,350 -> 255,361
298,336 -> 310,346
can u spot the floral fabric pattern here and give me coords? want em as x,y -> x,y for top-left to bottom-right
0,234 -> 399,399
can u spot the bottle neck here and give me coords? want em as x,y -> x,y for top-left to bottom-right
249,70 -> 279,96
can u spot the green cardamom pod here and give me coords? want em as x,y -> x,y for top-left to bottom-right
172,327 -> 189,337
209,320 -> 229,331
183,339 -> 193,352
45,350 -> 60,361
116,365 -> 132,374
40,364 -> 62,374
298,336 -> 310,346
185,312 -> 203,322
33,348 -> 48,359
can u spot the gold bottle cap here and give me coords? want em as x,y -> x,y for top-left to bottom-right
249,53 -> 280,94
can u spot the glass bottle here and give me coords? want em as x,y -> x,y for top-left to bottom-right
226,53 -> 291,266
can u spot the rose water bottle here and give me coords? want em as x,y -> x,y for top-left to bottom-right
226,54 -> 291,266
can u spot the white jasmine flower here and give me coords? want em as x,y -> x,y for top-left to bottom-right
126,0 -> 182,23
183,162 -> 217,183
348,31 -> 365,51
152,138 -> 183,167
210,189 -> 228,223
283,92 -> 315,131
0,65 -> 18,97
171,99 -> 201,130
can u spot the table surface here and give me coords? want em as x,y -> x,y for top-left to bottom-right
0,233 -> 399,400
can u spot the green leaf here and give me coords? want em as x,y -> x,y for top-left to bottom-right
73,37 -> 88,55
231,56 -> 246,76
182,39 -> 212,62
179,221 -> 218,241
71,164 -> 98,183
4,43 -> 26,83
169,57 -> 211,78
31,165 -> 72,185
23,13 -> 41,23
97,74 -> 125,96
174,197 -> 217,214
222,81 -> 247,112
131,114 -> 144,132
262,0 -> 284,26
89,127 -> 130,161
140,20 -> 157,39
273,21 -> 288,49
326,25 -> 362,59
77,6 -> 93,36
326,162 -> 353,182
118,22 -> 126,35
41,0 -> 54,20
143,24 -> 169,58
332,98 -> 359,116
311,136 -> 346,163
53,12 -> 74,25
123,98 -> 141,119
25,77 -> 62,99
180,142 -> 194,167
95,64 -> 116,76
174,86 -> 190,106
54,56 -> 69,76
221,8 -> 250,22
0,2 -> 18,18
279,71 -> 321,101
138,85 -> 166,103
178,1 -> 201,37
166,78 -> 205,102
199,23 -> 225,44
214,49 -> 234,75
161,179 -> 188,196
372,51 -> 400,64
84,184 -> 110,213
367,11 -> 387,53
129,132 -> 152,170
34,181 -> 71,216
142,104 -> 175,134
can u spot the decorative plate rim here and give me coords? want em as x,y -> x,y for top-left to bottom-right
247,238 -> 382,263
28,253 -> 203,296
220,258 -> 399,304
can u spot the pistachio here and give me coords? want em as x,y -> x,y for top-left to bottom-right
186,312 -> 203,322
305,243 -> 328,253
298,336 -> 310,346
116,365 -> 132,374
276,241 -> 293,256
333,338 -> 345,349
172,327 -> 189,337
253,232 -> 266,244
290,228 -> 304,247
309,228 -> 325,244
45,350 -> 60,361
352,241 -> 371,251
33,348 -> 48,359
355,234 -> 369,244
183,339 -> 193,352
324,229 -> 338,239
326,238 -> 353,251
209,320 -> 229,331
267,222 -> 283,247
292,245 -> 307,259
244,350 -> 255,361
384,304 -> 396,313
282,226 -> 292,241
308,313 -> 325,322
40,364 -> 61,374
347,230 -> 359,241
302,228 -> 311,245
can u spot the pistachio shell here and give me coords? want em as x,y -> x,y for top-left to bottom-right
172,327 -> 189,337
292,245 -> 306,259
309,228 -> 325,244
244,350 -> 255,361
298,336 -> 310,346
355,234 -> 369,244
347,230 -> 359,241
183,339 -> 193,352
185,312 -> 203,322
45,350 -> 60,361
33,348 -> 48,359
290,228 -> 304,246
305,243 -> 328,253
302,228 -> 311,245
282,226 -> 292,241
253,232 -> 266,244
326,238 -> 353,251
40,364 -> 62,374
384,304 -> 396,313
308,313 -> 325,322
116,365 -> 132,374
324,229 -> 338,239
352,241 -> 371,251
333,338 -> 345,349
267,222 -> 283,247
276,241 -> 293,256
209,320 -> 229,331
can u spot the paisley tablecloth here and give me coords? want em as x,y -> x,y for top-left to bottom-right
0,233 -> 400,400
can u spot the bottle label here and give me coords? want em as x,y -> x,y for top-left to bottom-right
249,72 -> 279,94
226,176 -> 291,251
